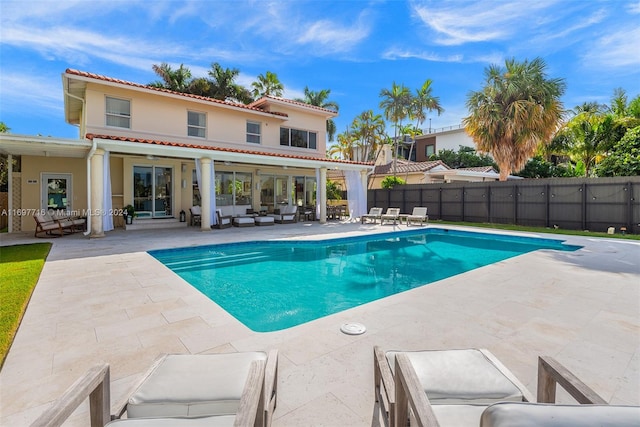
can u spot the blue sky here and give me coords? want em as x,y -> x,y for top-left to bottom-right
1,0 -> 639,145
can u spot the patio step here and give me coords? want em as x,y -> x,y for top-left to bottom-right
125,218 -> 188,231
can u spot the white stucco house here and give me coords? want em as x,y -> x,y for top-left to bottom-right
1,69 -> 373,236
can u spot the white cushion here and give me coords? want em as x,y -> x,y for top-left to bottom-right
107,415 -> 236,426
254,216 -> 274,225
126,352 -> 266,419
480,402 -> 640,427
233,217 -> 255,226
432,404 -> 488,427
386,349 -> 524,404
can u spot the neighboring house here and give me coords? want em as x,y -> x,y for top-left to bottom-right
413,125 -> 475,161
1,69 -> 372,236
364,145 -> 520,188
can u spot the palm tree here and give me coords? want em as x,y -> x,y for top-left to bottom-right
208,63 -> 252,104
150,63 -> 192,92
398,124 -> 423,165
379,82 -> 412,176
463,57 -> 566,181
328,131 -> 356,160
296,87 -> 339,141
251,71 -> 284,98
351,110 -> 386,162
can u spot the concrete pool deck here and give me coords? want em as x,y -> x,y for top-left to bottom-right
1,222 -> 639,426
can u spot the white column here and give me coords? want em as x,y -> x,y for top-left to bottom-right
361,169 -> 369,212
90,148 -> 105,238
200,158 -> 212,230
7,154 -> 12,232
319,167 -> 327,223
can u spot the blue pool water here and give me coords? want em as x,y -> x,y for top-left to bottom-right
149,229 -> 580,332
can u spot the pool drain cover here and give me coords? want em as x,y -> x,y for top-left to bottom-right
340,322 -> 366,335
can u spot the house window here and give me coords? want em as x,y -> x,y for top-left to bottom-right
246,121 -> 261,144
106,96 -> 130,128
425,144 -> 435,158
188,111 -> 206,138
279,127 -> 318,149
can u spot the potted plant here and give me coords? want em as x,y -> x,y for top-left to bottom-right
123,204 -> 136,224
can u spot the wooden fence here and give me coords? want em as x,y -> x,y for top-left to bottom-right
367,177 -> 640,234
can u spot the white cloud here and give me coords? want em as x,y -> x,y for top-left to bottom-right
297,16 -> 371,54
0,72 -> 62,114
382,48 -> 463,63
410,0 -> 557,46
588,26 -> 640,69
627,1 -> 640,14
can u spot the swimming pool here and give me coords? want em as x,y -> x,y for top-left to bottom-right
149,229 -> 580,332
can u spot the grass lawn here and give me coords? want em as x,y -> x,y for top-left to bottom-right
0,243 -> 51,369
434,220 -> 640,240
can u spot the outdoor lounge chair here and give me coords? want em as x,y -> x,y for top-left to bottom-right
375,346 -> 638,427
51,211 -> 86,232
30,350 -> 278,427
190,206 -> 202,226
33,212 -> 76,237
268,205 -> 297,224
380,208 -> 401,225
216,209 -> 232,229
361,207 -> 383,224
406,207 -> 429,226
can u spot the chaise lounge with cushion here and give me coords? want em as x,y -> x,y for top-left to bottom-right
405,207 -> 428,226
380,208 -> 401,225
30,350 -> 278,427
361,207 -> 383,224
375,345 -> 639,427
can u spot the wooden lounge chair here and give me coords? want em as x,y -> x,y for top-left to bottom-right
30,350 -> 278,427
33,212 -> 75,237
406,207 -> 428,226
51,211 -> 86,232
376,345 -> 638,427
374,346 -> 533,427
361,207 -> 383,224
380,208 -> 401,225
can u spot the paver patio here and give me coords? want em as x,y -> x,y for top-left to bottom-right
1,222 -> 638,426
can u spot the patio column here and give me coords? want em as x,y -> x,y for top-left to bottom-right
200,157 -> 213,230
319,167 -> 327,223
90,148 -> 105,238
361,169 -> 368,208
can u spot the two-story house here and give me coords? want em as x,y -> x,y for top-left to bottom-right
1,69 -> 373,236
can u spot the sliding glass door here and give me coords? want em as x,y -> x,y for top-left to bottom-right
133,166 -> 172,218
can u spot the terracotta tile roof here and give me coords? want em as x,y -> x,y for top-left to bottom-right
65,69 -> 288,118
86,134 -> 373,166
373,159 -> 449,175
250,95 -> 338,115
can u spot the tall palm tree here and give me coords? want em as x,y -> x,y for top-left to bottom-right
208,63 -> 252,104
379,82 -> 412,176
351,110 -> 386,162
411,79 -> 443,131
296,87 -> 339,141
463,57 -> 566,181
251,71 -> 284,99
150,63 -> 192,92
